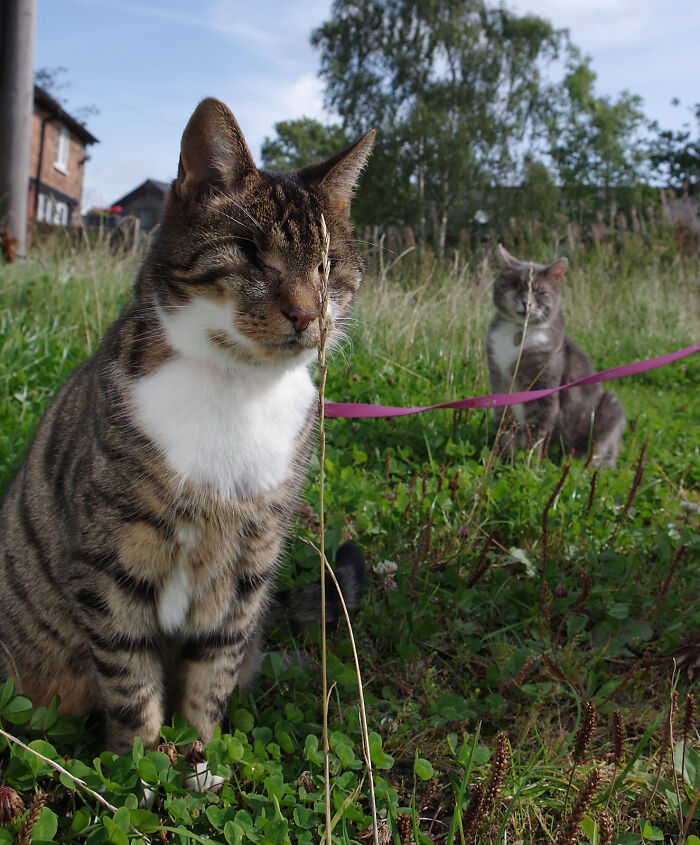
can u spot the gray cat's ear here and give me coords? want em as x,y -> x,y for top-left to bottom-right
497,244 -> 520,270
176,98 -> 256,206
298,130 -> 376,214
547,258 -> 568,282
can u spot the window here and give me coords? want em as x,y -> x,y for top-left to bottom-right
36,193 -> 71,225
54,125 -> 70,173
55,202 -> 69,225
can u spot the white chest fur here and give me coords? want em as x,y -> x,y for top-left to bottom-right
130,355 -> 315,499
157,526 -> 198,633
488,319 -> 551,376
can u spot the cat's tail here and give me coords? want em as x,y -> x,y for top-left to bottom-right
271,542 -> 366,629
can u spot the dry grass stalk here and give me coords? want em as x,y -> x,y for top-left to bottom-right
461,261 -> 534,539
436,462 -> 446,493
510,262 -> 535,392
647,689 -> 679,814
641,545 -> 687,622
402,469 -> 420,523
573,702 -> 598,765
682,693 -> 696,786
585,470 -> 598,520
396,812 -> 413,845
539,463 -> 570,643
317,213 -> 333,845
542,650 -> 568,685
573,571 -> 592,609
597,809 -> 615,845
668,689 -> 683,830
417,506 -> 433,559
16,791 -> 46,845
316,215 -> 381,845
464,530 -> 495,588
503,655 -> 537,689
461,784 -> 484,838
613,439 -> 648,538
582,430 -> 597,469
555,769 -> 602,845
564,702 -> 597,813
613,709 -> 626,766
605,709 -> 626,810
297,536 -> 380,845
540,592 -> 552,641
448,471 -> 460,501
683,781 -> 700,841
683,692 -> 696,742
479,731 -> 510,822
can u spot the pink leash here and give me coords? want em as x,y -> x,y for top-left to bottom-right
324,342 -> 700,419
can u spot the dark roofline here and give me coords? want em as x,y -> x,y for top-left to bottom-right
113,178 -> 172,208
34,85 -> 99,146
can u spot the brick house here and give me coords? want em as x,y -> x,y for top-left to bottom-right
29,85 -> 98,227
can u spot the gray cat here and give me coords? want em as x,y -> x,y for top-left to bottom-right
486,245 -> 625,467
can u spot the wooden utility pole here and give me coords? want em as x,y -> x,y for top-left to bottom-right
0,0 -> 37,259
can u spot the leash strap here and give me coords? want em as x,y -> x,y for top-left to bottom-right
324,342 -> 700,419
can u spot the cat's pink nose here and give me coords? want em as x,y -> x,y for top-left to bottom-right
283,306 -> 317,332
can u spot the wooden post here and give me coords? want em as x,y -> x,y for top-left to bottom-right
0,0 -> 37,259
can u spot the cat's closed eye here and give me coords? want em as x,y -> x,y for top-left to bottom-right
318,258 -> 337,274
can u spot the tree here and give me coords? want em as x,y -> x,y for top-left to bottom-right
545,55 -> 647,211
261,118 -> 349,171
648,101 -> 700,196
312,0 -> 564,255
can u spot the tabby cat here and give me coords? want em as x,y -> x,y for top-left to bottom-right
487,245 -> 625,466
0,98 -> 374,753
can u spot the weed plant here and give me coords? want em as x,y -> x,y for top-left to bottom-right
0,224 -> 698,843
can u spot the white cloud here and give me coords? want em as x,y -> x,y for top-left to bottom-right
276,73 -> 328,123
215,72 -> 335,165
510,0 -> 678,50
71,0 -> 275,45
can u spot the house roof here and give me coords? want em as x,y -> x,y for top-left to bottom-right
34,85 -> 99,146
113,179 -> 172,208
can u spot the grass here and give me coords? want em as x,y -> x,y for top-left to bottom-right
0,223 -> 698,844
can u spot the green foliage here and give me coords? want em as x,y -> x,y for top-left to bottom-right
260,118 -> 349,171
312,0 -> 563,252
648,101 -> 700,195
546,54 -> 648,210
309,0 -> 677,249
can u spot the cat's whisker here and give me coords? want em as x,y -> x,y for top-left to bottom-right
210,186 -> 265,234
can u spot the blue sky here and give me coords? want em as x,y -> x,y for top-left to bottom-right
34,0 -> 700,210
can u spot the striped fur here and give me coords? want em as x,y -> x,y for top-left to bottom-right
0,99 -> 374,752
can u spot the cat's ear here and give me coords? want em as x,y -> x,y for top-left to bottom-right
176,98 -> 256,207
497,244 -> 521,271
547,257 -> 569,283
298,130 -> 376,215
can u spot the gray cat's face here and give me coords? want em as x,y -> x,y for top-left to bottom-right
493,247 -> 568,326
